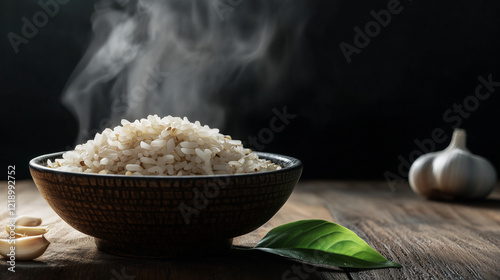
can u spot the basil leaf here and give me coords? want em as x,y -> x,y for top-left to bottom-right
252,219 -> 401,269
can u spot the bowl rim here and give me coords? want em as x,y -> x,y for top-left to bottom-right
29,151 -> 302,179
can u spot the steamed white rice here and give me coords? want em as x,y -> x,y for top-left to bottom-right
48,115 -> 281,175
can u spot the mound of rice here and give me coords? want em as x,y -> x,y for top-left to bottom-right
48,115 -> 281,175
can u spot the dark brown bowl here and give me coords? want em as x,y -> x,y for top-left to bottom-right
29,151 -> 302,258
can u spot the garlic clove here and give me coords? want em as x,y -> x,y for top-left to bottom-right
0,235 -> 50,261
432,150 -> 472,196
5,224 -> 51,237
466,155 -> 497,198
14,216 -> 42,227
409,153 -> 439,198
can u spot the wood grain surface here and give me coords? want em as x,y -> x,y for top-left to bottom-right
1,180 -> 499,280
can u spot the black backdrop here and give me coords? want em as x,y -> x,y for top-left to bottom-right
2,0 -> 500,181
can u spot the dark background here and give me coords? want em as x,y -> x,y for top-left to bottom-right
2,0 -> 500,181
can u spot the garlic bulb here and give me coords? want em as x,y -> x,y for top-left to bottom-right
409,129 -> 497,200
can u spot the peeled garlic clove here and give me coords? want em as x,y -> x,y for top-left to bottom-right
5,224 -> 50,237
15,216 -> 42,227
0,235 -> 50,261
409,129 -> 497,200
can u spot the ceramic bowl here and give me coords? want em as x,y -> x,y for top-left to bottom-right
29,151 -> 302,258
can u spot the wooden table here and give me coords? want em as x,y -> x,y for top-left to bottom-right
1,180 -> 499,280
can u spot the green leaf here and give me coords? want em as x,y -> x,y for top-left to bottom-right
252,219 -> 401,269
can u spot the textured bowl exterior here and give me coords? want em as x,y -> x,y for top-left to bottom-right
29,152 -> 302,257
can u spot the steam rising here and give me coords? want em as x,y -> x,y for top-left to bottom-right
63,0 -> 314,142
